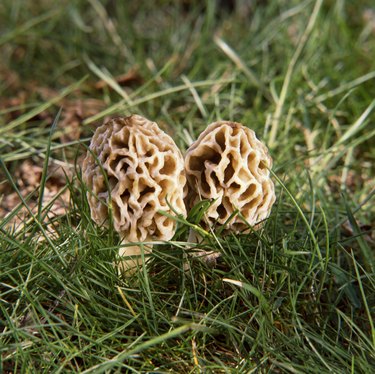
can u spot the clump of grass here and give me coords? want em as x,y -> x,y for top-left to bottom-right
1,1 -> 375,372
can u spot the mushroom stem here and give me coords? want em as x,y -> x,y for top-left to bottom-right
117,245 -> 152,274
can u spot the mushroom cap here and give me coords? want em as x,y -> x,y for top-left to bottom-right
82,115 -> 187,242
185,121 -> 275,232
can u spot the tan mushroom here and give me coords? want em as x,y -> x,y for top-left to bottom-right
82,115 -> 187,272
185,121 -> 275,234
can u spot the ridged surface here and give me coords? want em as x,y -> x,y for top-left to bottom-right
83,115 -> 187,242
185,121 -> 275,232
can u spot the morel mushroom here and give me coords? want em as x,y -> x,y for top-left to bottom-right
82,115 -> 187,272
185,121 -> 275,233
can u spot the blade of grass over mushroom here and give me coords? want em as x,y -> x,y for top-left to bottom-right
185,199 -> 213,226
158,209 -> 211,240
167,199 -> 213,243
218,208 -> 240,235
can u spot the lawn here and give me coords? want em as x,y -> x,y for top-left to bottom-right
1,0 -> 375,372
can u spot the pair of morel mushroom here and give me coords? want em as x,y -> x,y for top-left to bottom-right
82,115 -> 276,272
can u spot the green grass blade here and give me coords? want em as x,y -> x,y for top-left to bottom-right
37,108 -> 61,221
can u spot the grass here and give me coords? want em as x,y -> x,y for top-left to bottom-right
1,0 -> 375,372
